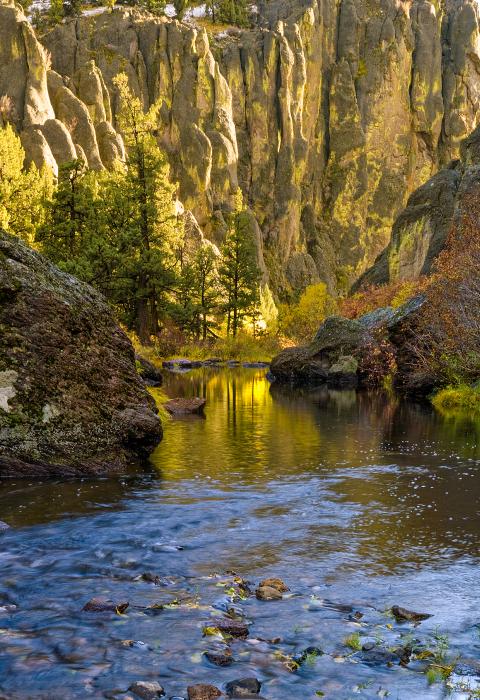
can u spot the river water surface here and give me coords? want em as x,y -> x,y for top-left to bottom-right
1,368 -> 480,699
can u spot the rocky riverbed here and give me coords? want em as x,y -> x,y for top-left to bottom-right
1,368 -> 480,699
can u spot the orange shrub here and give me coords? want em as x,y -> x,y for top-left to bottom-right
340,278 -> 428,319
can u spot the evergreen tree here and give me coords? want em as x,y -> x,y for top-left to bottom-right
215,0 -> 248,26
0,123 -> 52,245
173,243 -> 220,340
37,159 -> 98,268
192,244 -> 220,340
62,0 -> 83,16
173,0 -> 189,20
219,197 -> 261,337
111,73 -> 182,344
137,0 -> 166,14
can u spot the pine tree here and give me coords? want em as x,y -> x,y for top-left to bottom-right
111,73 -> 182,344
173,0 -> 189,19
219,196 -> 261,337
37,159 -> 98,268
0,123 -> 52,245
192,244 -> 220,340
215,0 -> 248,26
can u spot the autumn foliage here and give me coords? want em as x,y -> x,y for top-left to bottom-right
408,192 -> 480,385
340,278 -> 428,320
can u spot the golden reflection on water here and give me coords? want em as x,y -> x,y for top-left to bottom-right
148,368 -> 480,573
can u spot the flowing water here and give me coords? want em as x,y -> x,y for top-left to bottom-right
1,368 -> 480,699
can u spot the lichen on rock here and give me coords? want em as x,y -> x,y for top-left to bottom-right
0,230 -> 162,477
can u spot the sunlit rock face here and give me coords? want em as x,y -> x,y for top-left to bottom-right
2,0 -> 480,293
356,123 -> 480,290
0,0 -> 123,174
0,229 -> 162,477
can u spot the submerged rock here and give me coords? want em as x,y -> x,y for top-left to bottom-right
215,619 -> 249,639
225,678 -> 261,697
204,650 -> 233,666
187,685 -> 222,700
128,681 -> 165,699
0,231 -> 162,477
82,597 -> 129,614
164,398 -> 207,416
292,646 -> 324,666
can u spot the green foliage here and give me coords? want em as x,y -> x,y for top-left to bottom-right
173,0 -> 189,19
162,331 -> 281,362
62,0 -> 82,16
173,244 -> 221,340
37,159 -> 100,274
137,0 -> 167,14
0,123 -> 52,245
214,0 -> 249,25
432,385 -> 480,415
344,632 -> 362,651
279,282 -> 336,343
37,74 -> 183,346
219,195 -> 262,337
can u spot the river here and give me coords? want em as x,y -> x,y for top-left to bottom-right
1,368 -> 480,699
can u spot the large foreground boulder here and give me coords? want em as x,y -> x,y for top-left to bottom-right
270,297 -> 425,389
0,231 -> 162,477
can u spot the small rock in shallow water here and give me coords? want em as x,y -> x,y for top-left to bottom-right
360,647 -> 401,666
391,605 -> 432,622
152,543 -> 184,552
129,681 -> 165,699
83,597 -> 129,614
204,650 -> 233,666
225,678 -> 261,697
0,521 -> 10,532
0,605 -> 17,613
140,572 -> 163,584
164,398 -> 206,416
258,578 -> 289,592
187,685 -> 222,700
216,619 -> 249,639
292,646 -> 323,666
255,586 -> 282,601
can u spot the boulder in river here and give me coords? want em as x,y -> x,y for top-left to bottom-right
187,685 -> 222,700
255,586 -> 283,601
0,231 -> 162,477
215,619 -> 249,639
164,398 -> 207,416
204,649 -> 234,666
225,677 -> 262,697
270,297 -> 425,390
128,681 -> 165,699
82,597 -> 129,614
258,578 -> 289,592
135,354 -> 163,387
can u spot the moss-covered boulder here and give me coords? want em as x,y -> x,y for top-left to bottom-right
270,297 -> 424,387
0,231 -> 162,477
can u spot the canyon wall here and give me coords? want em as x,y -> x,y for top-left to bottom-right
2,0 -> 480,295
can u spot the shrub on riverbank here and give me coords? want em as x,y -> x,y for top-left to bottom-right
431,385 -> 480,414
134,330 -> 284,363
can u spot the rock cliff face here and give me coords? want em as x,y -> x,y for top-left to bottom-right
355,123 -> 480,289
0,230 -> 162,476
2,0 -> 480,294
